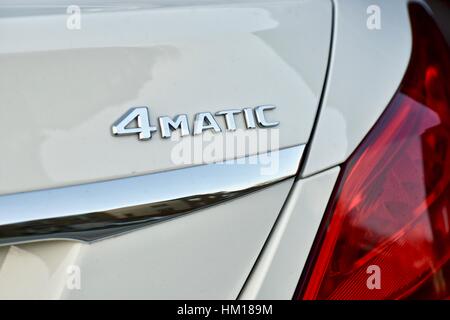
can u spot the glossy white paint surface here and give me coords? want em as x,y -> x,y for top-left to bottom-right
0,242 -> 82,299
0,179 -> 293,299
301,0 -> 412,176
0,0 -> 415,300
0,0 -> 331,195
239,167 -> 339,299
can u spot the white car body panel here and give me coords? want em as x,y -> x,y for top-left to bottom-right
240,167 -> 340,299
0,179 -> 293,299
301,0 -> 412,177
0,242 -> 82,299
0,0 -> 419,300
0,0 -> 331,195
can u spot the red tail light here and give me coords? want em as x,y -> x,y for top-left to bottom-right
295,3 -> 450,300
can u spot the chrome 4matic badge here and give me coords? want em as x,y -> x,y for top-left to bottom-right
112,106 -> 279,140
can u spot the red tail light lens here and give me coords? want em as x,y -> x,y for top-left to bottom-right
296,3 -> 450,300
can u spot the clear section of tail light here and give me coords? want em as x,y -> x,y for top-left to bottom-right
295,2 -> 450,300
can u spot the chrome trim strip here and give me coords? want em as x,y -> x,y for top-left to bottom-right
0,145 -> 304,246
